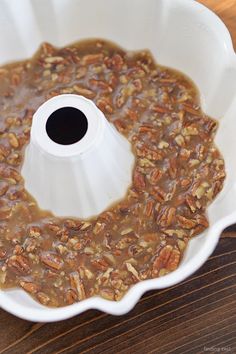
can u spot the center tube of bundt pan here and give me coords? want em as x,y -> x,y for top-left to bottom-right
46,106 -> 88,145
28,94 -> 104,158
21,94 -> 135,219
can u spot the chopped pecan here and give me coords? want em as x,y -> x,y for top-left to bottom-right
212,180 -> 223,197
113,118 -> 126,132
195,214 -> 209,227
133,169 -> 145,191
175,134 -> 185,147
182,103 -> 201,116
40,252 -> 64,270
100,288 -> 115,300
91,258 -> 109,271
73,85 -> 95,99
116,236 -> 134,250
13,244 -> 23,255
70,272 -> 86,300
0,248 -> 6,259
96,97 -> 113,114
168,157 -> 177,179
65,289 -> 78,304
81,53 -> 103,65
28,226 -> 41,238
144,199 -> 154,217
152,186 -> 167,203
213,170 -> 226,181
56,228 -> 69,242
182,124 -> 199,136
8,133 -> 19,148
132,78 -> 142,92
103,253 -> 116,265
37,292 -> 50,305
20,281 -> 39,294
151,104 -> 171,113
93,222 -> 106,235
0,271 -> 6,284
157,206 -> 176,227
76,67 -> 87,79
136,145 -> 162,161
89,79 -> 112,92
185,195 -> 197,213
115,91 -> 126,108
0,181 -> 8,196
126,262 -> 140,281
45,56 -> 64,64
64,219 -> 82,230
111,54 -> 124,70
126,108 -> 138,121
149,168 -> 163,185
152,245 -> 180,276
7,255 -> 31,275
0,202 -> 11,220
177,215 -> 197,229
181,178 -> 191,188
204,118 -> 218,134
190,224 -> 207,237
179,148 -> 191,160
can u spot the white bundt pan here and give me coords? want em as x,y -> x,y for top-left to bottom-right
1,0 -> 236,322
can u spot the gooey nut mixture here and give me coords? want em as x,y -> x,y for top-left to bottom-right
0,40 -> 225,307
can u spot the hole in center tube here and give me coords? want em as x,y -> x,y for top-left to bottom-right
46,107 -> 88,145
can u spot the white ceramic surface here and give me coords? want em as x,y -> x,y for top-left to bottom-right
21,94 -> 134,219
0,0 -> 236,322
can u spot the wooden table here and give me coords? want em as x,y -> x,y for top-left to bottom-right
1,1 -> 236,353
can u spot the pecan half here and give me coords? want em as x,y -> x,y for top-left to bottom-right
177,215 -> 197,229
157,206 -> 176,227
20,281 -> 40,294
152,245 -> 180,276
70,272 -> 86,301
7,255 -> 31,275
40,252 -> 64,270
133,169 -> 145,191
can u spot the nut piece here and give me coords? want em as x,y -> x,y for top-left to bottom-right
0,181 -> 8,196
133,169 -> 145,191
28,226 -> 41,238
100,288 -> 115,300
126,262 -> 140,281
70,272 -> 86,301
82,53 -> 103,65
111,54 -> 124,70
66,289 -> 78,304
96,97 -> 113,114
7,255 -> 31,275
91,258 -> 109,271
149,168 -> 163,185
152,246 -> 180,276
144,199 -> 154,217
73,85 -> 95,99
45,56 -> 64,64
8,133 -> 19,148
40,252 -> 64,270
37,292 -> 50,305
157,207 -> 176,227
177,215 -> 197,229
20,281 -> 39,294
0,271 -> 6,284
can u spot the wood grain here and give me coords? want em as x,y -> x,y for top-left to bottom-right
0,1 -> 236,353
199,0 -> 236,49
